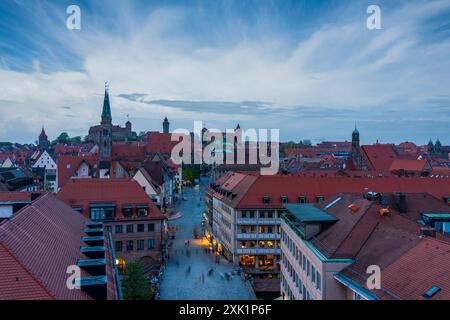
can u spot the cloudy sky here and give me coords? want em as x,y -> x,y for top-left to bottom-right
0,0 -> 449,144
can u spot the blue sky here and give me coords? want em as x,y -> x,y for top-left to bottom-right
0,0 -> 449,145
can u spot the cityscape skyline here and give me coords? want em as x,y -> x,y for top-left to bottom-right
0,0 -> 450,144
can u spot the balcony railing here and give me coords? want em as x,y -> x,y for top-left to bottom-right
236,218 -> 279,225
236,233 -> 281,240
236,248 -> 281,255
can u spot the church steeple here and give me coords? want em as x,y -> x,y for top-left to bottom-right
163,116 -> 170,134
101,82 -> 112,124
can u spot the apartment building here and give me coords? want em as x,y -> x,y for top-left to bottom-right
280,192 -> 450,300
57,178 -> 166,273
206,171 -> 450,292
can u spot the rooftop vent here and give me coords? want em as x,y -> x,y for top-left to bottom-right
393,193 -> 407,213
423,286 -> 441,299
366,191 -> 382,201
379,207 -> 390,217
420,227 -> 436,238
348,203 -> 360,213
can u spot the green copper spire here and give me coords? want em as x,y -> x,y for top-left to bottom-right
101,82 -> 112,122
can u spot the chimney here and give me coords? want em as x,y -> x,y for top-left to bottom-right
394,192 -> 407,213
420,227 -> 436,238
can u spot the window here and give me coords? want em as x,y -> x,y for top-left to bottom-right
316,196 -> 325,203
148,223 -> 155,232
115,225 -> 123,233
307,260 -> 311,277
137,240 -> 144,251
298,196 -> 306,203
66,164 -> 71,169
90,207 -> 115,221
147,239 -> 155,249
311,265 -> 316,283
281,196 -> 288,204
302,256 -> 306,272
263,196 -> 270,204
267,211 -> 273,218
104,226 -> 112,233
115,241 -> 122,252
316,272 -> 322,291
126,240 -> 134,251
137,224 -> 144,232
137,207 -> 149,217
123,207 -> 132,218
126,224 -> 134,233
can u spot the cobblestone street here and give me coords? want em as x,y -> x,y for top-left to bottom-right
159,177 -> 256,300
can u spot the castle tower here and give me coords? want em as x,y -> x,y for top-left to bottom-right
163,116 -> 170,134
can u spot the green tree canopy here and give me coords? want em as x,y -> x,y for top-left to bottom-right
122,260 -> 152,300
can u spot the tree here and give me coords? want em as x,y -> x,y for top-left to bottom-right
122,260 -> 152,300
70,136 -> 82,143
52,132 -> 69,144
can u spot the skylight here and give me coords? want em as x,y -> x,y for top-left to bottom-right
423,286 -> 440,299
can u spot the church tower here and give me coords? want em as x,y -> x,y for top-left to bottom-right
100,83 -> 112,162
351,125 -> 363,170
163,116 -> 170,134
38,127 -> 50,150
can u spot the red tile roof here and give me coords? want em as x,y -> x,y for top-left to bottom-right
146,132 -> 180,154
361,144 -> 398,171
0,242 -> 54,300
389,159 -> 428,172
57,155 -> 100,188
0,192 -> 33,203
57,179 -> 165,220
212,173 -> 450,209
379,238 -> 450,300
0,193 -> 118,300
111,142 -> 146,160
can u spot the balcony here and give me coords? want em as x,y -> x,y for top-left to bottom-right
236,233 -> 281,240
236,248 -> 281,255
236,218 -> 279,225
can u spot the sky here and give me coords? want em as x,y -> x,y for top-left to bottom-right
0,0 -> 449,145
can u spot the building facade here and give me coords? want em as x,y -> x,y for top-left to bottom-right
57,179 -> 166,273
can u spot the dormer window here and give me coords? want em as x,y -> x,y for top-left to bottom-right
263,196 -> 270,204
316,196 -> 325,203
281,196 -> 288,204
298,196 -> 306,204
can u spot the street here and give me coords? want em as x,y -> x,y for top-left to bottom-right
159,177 -> 256,300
